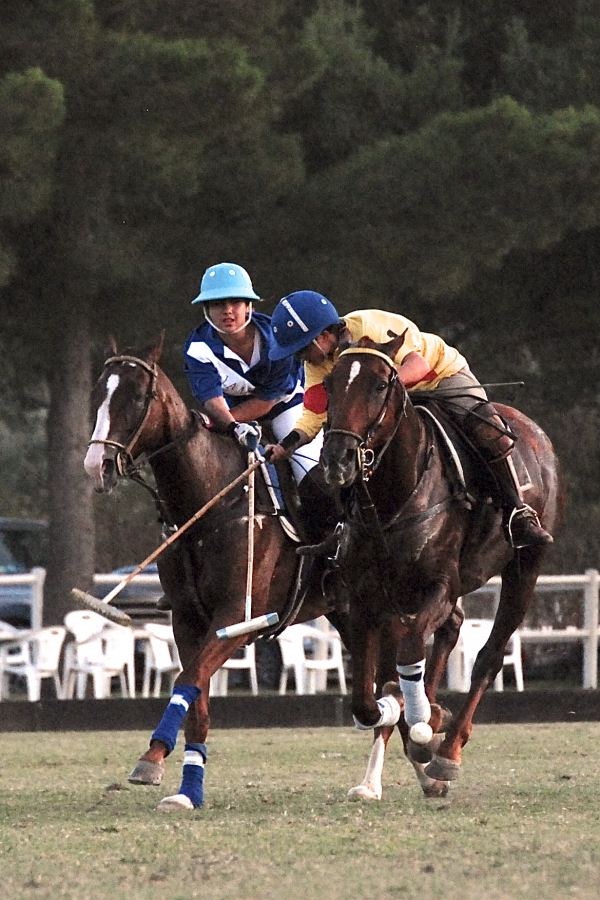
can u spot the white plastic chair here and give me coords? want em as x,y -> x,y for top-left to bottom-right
63,611 -> 135,699
140,623 -> 181,698
0,626 -> 66,701
277,623 -> 347,696
209,643 -> 258,696
454,618 -> 524,692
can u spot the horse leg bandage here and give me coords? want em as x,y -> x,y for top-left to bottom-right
178,743 -> 207,808
353,694 -> 401,730
397,660 -> 431,726
151,685 -> 201,755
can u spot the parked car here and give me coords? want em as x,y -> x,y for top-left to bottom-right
0,517 -> 48,628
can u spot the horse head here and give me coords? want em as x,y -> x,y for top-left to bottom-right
321,331 -> 407,488
84,331 -> 166,492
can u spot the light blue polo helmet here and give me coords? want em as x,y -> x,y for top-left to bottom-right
269,291 -> 341,360
192,262 -> 260,304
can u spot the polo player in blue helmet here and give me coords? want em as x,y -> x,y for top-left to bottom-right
184,264 -> 323,482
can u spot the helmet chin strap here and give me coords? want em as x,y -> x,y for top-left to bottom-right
311,336 -> 330,362
204,302 -> 253,335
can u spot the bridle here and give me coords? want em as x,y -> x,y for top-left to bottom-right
87,354 -> 158,477
324,347 -> 407,481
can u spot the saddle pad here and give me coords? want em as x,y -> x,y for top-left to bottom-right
259,455 -> 301,543
416,406 -> 532,495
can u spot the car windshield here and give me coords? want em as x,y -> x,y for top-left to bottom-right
0,522 -> 49,574
0,534 -> 23,574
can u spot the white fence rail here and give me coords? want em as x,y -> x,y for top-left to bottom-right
0,567 -> 46,632
2,568 -> 600,688
451,569 -> 600,689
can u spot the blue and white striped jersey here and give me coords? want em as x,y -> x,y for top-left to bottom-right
184,312 -> 304,417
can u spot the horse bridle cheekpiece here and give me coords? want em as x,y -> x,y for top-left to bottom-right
88,354 -> 158,476
326,347 -> 406,481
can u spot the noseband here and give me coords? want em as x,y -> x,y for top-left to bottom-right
325,347 -> 407,481
87,354 -> 158,476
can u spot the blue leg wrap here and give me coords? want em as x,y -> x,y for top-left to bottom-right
150,685 -> 201,755
178,743 -> 207,808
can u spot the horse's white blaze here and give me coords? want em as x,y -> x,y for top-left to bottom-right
347,732 -> 386,801
84,373 -> 120,488
346,360 -> 361,391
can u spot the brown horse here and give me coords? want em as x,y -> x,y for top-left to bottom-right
320,332 -> 564,799
83,332 -> 348,810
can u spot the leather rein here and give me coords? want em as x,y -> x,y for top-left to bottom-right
325,347 -> 407,482
88,354 -> 159,478
86,354 -> 193,526
325,346 -> 456,542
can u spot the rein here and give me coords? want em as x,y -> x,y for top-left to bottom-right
327,347 -> 457,608
88,354 -> 159,477
326,346 -> 407,481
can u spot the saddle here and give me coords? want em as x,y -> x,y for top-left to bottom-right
411,396 -> 531,510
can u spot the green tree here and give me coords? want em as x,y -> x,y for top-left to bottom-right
0,0 -> 304,623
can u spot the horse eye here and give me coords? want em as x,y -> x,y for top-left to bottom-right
375,381 -> 387,394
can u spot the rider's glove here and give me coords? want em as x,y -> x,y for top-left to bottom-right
229,421 -> 261,452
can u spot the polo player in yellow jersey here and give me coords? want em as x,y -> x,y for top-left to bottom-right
265,290 -> 553,550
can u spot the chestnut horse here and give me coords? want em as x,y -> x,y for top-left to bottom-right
83,333 -> 348,810
320,332 -> 564,799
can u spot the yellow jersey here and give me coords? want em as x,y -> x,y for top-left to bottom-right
294,309 -> 467,440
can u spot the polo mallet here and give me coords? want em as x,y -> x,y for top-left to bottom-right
71,456 -> 265,625
216,450 -> 279,640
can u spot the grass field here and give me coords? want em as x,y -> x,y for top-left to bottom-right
1,723 -> 600,899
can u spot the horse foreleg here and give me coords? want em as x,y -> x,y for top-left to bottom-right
350,617 -> 401,729
425,606 -> 464,702
156,691 -> 209,811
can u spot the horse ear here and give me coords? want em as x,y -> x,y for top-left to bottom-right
105,335 -> 118,358
145,330 -> 165,364
383,329 -> 407,360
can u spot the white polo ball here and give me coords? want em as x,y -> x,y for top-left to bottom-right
409,722 -> 433,745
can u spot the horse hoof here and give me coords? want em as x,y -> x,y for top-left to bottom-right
407,738 -> 433,764
128,759 -> 165,786
424,754 -> 461,782
422,780 -> 449,799
157,793 -> 196,811
347,784 -> 381,801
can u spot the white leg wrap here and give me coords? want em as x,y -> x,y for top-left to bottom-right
397,660 -> 431,727
353,694 -> 401,730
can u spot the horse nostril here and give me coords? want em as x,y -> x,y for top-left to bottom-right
102,458 -> 116,483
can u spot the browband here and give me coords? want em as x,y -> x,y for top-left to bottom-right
338,347 -> 396,368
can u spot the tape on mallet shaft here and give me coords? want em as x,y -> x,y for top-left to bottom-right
216,612 -> 279,640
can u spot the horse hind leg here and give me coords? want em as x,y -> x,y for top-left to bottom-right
426,552 -> 542,782
348,726 -> 394,801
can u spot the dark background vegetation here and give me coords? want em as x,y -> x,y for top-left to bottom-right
1,0 -> 600,624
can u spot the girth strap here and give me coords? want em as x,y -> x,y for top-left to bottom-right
384,496 -> 457,534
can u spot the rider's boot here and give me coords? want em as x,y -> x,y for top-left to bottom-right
295,466 -> 344,558
468,411 -> 553,549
